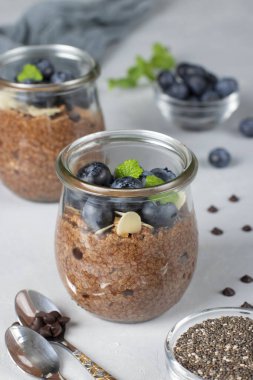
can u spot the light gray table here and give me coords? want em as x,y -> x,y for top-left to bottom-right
1,1 -> 253,379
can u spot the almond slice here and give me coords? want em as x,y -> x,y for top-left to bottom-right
116,211 -> 142,237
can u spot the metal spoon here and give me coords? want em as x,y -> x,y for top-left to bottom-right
5,325 -> 66,379
15,289 -> 116,380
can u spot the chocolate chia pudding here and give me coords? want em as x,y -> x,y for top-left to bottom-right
55,205 -> 198,322
0,97 -> 104,201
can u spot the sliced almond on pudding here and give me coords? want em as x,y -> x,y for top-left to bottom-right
116,211 -> 142,237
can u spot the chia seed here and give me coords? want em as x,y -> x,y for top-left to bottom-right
174,316 -> 253,380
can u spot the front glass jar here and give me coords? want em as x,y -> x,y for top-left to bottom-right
0,45 -> 105,202
55,130 -> 198,323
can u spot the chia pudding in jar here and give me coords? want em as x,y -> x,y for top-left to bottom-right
55,130 -> 199,322
0,45 -> 104,202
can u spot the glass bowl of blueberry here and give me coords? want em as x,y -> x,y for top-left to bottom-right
55,129 -> 199,323
154,62 -> 239,131
0,44 -> 105,202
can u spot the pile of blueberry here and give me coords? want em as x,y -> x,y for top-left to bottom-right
14,59 -> 87,109
157,62 -> 239,101
65,161 -> 179,231
16,59 -> 76,85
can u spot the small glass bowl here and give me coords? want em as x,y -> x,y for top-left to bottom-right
154,84 -> 240,131
165,307 -> 253,380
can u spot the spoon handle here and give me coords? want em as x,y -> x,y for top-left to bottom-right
61,339 -> 117,380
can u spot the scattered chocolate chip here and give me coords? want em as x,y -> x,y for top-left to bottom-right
207,205 -> 218,213
241,302 -> 253,309
242,225 -> 252,232
51,321 -> 63,338
211,227 -> 223,235
72,247 -> 83,260
39,324 -> 52,338
69,111 -> 81,122
122,289 -> 134,297
240,275 -> 253,283
229,195 -> 240,202
222,287 -> 235,297
82,293 -> 90,299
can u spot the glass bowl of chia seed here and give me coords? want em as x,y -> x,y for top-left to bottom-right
154,84 -> 240,131
165,307 -> 253,380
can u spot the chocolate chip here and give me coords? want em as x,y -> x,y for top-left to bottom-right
31,316 -> 44,331
51,321 -> 63,338
211,227 -> 223,235
207,206 -> 218,213
69,111 -> 81,122
229,195 -> 239,202
58,316 -> 70,326
35,311 -> 47,318
242,225 -> 252,232
39,324 -> 52,338
241,302 -> 253,309
72,247 -> 83,260
82,293 -> 90,299
43,314 -> 56,324
122,289 -> 134,297
48,310 -> 61,319
240,275 -> 253,283
222,287 -> 235,297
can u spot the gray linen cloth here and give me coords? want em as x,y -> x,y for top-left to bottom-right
0,0 -> 155,61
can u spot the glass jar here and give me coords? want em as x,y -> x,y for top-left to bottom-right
55,130 -> 198,323
165,307 -> 253,380
0,45 -> 105,202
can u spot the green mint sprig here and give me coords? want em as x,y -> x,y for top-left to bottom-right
108,42 -> 176,89
144,175 -> 165,187
115,159 -> 143,179
17,64 -> 43,83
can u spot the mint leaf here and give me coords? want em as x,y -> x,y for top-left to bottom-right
145,175 -> 165,187
17,64 -> 43,83
115,159 -> 143,179
107,42 -> 176,89
149,191 -> 186,209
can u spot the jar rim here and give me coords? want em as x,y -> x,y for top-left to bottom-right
0,44 -> 100,93
56,129 -> 198,198
165,307 -> 253,380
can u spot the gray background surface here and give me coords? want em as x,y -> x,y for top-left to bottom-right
1,1 -> 253,379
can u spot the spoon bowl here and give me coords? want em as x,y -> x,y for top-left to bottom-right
5,325 -> 64,379
15,289 -> 117,380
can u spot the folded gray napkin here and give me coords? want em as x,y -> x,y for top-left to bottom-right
0,0 -> 155,61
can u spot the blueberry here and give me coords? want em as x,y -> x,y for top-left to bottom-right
112,198 -> 143,213
176,63 -> 206,79
167,82 -> 190,100
29,92 -> 57,108
157,70 -> 175,91
205,72 -> 218,85
111,177 -> 143,189
50,71 -> 75,84
82,198 -> 114,231
184,75 -> 208,96
35,59 -> 54,80
239,118 -> 253,137
77,162 -> 113,187
208,148 -> 231,168
214,78 -> 239,98
63,188 -> 86,210
151,168 -> 176,182
140,201 -> 178,228
201,90 -> 219,102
